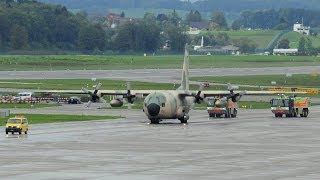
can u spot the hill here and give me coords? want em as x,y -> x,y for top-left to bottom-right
39,0 -> 320,15
279,32 -> 320,48
204,30 -> 281,49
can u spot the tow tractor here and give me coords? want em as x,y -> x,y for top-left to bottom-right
206,97 -> 238,118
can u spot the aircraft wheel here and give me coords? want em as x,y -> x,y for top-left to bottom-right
180,119 -> 187,124
231,109 -> 237,118
150,119 -> 159,124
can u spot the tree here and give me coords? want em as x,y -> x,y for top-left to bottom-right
9,24 -> 29,49
233,38 -> 257,53
231,19 -> 241,30
186,10 -> 202,23
165,25 -> 188,52
143,12 -> 156,22
78,24 -> 106,52
215,32 -> 230,46
211,11 -> 228,30
298,37 -> 306,55
0,13 -> 10,43
305,38 -> 317,56
157,13 -> 168,22
120,11 -> 125,18
277,38 -> 290,49
168,9 -> 181,26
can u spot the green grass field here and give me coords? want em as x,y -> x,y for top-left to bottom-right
0,103 -> 60,109
190,74 -> 320,88
280,31 -> 320,48
0,114 -> 121,126
205,30 -> 281,49
0,54 -> 320,71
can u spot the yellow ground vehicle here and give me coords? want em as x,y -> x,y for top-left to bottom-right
270,95 -> 310,117
5,116 -> 29,134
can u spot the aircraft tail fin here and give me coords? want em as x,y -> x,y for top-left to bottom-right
177,44 -> 189,91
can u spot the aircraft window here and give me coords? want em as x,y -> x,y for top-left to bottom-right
156,97 -> 160,103
162,103 -> 165,107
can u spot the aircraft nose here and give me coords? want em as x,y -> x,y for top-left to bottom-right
147,103 -> 160,116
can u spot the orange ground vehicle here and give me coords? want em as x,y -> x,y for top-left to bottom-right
270,95 -> 310,117
207,97 -> 238,118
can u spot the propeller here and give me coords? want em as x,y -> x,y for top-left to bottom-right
193,83 -> 204,104
81,83 -> 105,107
225,83 -> 245,102
120,82 -> 136,109
123,82 -> 136,104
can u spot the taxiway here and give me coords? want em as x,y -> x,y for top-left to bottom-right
1,105 -> 320,179
0,66 -> 319,83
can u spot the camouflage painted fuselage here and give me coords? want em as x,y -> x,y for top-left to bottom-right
143,91 -> 194,120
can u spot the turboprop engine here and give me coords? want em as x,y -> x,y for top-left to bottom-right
110,99 -> 124,107
215,98 -> 228,107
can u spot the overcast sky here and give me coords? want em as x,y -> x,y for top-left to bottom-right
180,0 -> 200,2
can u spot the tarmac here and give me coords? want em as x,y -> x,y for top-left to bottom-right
1,104 -> 320,179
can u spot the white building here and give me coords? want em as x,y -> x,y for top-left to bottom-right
273,49 -> 298,55
293,23 -> 310,35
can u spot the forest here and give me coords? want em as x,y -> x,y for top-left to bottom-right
39,0 -> 320,13
1,0 -> 320,54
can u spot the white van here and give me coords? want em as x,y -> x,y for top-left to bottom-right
13,92 -> 34,101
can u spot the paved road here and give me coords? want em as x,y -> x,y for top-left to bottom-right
0,66 -> 319,83
1,104 -> 320,179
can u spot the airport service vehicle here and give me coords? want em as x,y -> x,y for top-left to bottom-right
206,97 -> 238,118
5,116 -> 29,134
270,95 -> 310,117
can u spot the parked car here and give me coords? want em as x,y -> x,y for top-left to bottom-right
201,81 -> 210,88
68,96 -> 82,104
13,92 -> 34,101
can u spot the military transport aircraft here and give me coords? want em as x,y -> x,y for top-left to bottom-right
44,45 -> 302,124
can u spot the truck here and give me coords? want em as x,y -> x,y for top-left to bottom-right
270,95 -> 310,117
206,97 -> 238,118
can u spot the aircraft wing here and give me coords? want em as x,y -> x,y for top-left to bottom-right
99,90 -> 154,97
4,89 -> 307,99
200,90 -> 307,98
32,90 -> 155,97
